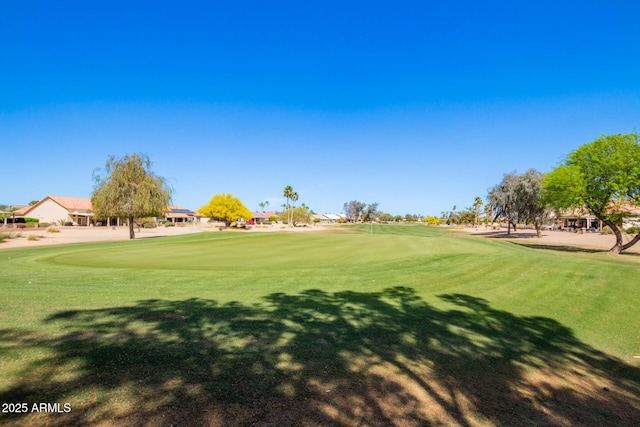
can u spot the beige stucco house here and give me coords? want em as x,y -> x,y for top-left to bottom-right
15,196 -> 94,226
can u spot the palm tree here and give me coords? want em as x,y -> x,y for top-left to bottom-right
258,202 -> 265,212
473,196 -> 483,226
283,185 -> 294,226
290,192 -> 299,226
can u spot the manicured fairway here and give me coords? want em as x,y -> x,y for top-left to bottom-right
1,225 -> 639,426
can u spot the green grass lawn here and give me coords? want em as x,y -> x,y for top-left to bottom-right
1,225 -> 639,426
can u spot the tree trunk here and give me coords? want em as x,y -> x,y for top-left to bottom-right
507,221 -> 511,235
129,216 -> 135,239
622,232 -> 640,251
603,219 -> 623,254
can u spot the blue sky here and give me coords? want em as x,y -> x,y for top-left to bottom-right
2,1 -> 639,216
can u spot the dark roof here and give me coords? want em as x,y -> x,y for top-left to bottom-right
169,208 -> 196,214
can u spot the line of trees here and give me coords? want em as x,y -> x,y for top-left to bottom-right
486,132 -> 640,253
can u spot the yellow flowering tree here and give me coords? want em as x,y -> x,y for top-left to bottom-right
199,193 -> 252,227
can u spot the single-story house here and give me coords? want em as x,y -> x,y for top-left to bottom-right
311,213 -> 347,224
558,208 -> 601,231
162,206 -> 202,223
249,211 -> 278,224
13,196 -> 204,227
559,203 -> 640,231
14,195 -> 95,226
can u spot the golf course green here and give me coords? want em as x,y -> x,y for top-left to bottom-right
1,225 -> 638,426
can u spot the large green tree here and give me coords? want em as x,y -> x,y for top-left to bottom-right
92,153 -> 172,239
199,193 -> 252,227
543,133 -> 640,253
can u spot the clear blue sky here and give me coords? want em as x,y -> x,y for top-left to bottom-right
2,1 -> 639,216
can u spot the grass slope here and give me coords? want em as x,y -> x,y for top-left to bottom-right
0,225 -> 638,426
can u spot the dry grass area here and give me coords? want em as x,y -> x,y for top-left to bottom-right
0,223 -> 332,249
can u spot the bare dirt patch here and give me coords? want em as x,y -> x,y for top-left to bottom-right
462,226 -> 640,255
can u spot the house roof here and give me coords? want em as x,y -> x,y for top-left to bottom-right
164,206 -> 201,217
48,196 -> 93,211
252,211 -> 277,219
324,213 -> 344,220
14,196 -> 92,216
12,205 -> 32,216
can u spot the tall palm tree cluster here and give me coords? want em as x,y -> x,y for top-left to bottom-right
283,185 -> 298,227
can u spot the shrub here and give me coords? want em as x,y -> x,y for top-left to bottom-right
268,216 -> 279,222
0,232 -> 9,242
138,218 -> 157,229
626,226 -> 639,235
601,226 -> 613,235
47,226 -> 60,233
26,234 -> 39,241
25,217 -> 39,223
165,222 -> 175,227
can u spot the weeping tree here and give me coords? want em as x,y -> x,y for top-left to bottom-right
517,169 -> 553,237
488,169 -> 551,236
488,172 -> 520,234
92,153 -> 172,239
543,133 -> 640,253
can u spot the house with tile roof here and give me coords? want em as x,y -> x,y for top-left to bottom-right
16,196 -> 206,227
15,195 -> 95,226
250,211 -> 278,224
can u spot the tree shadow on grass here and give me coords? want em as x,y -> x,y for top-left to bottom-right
1,287 -> 639,426
512,242 -> 607,254
513,241 -> 640,258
